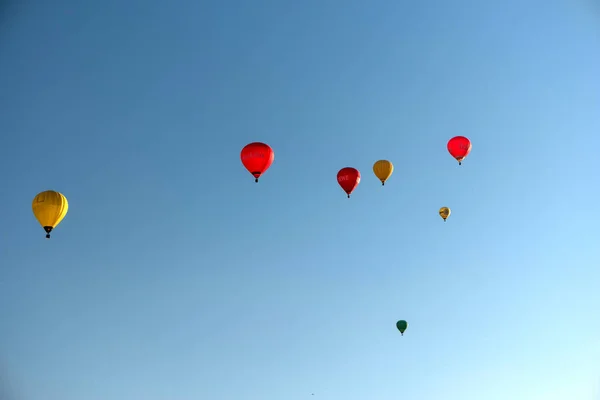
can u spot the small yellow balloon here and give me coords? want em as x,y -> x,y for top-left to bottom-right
32,190 -> 69,239
439,207 -> 451,221
373,160 -> 394,185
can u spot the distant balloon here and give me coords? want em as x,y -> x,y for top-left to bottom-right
447,136 -> 472,165
32,190 -> 69,239
337,167 -> 360,198
372,160 -> 394,186
241,142 -> 274,182
396,320 -> 408,336
439,207 -> 451,222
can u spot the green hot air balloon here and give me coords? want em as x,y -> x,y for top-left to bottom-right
396,320 -> 408,336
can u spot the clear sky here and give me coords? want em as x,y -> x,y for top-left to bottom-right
1,0 -> 599,399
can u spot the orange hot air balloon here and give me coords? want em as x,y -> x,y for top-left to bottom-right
337,167 -> 360,198
240,142 -> 274,182
447,136 -> 472,165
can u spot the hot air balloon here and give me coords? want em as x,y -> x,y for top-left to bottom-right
32,190 -> 69,239
447,136 -> 472,165
396,320 -> 408,336
240,142 -> 274,182
439,207 -> 451,222
373,160 -> 393,186
337,167 -> 360,198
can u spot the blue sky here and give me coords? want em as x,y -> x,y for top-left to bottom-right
1,0 -> 599,399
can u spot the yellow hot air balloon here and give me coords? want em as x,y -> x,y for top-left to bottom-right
32,190 -> 69,238
439,207 -> 451,222
373,160 -> 394,186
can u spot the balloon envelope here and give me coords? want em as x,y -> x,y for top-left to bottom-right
447,136 -> 472,165
439,207 -> 451,221
32,190 -> 69,238
240,142 -> 274,182
337,167 -> 360,198
372,160 -> 393,185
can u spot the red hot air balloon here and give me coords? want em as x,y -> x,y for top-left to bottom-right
241,142 -> 274,182
447,136 -> 472,165
337,167 -> 360,198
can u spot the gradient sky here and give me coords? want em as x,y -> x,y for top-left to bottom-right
1,1 -> 600,399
